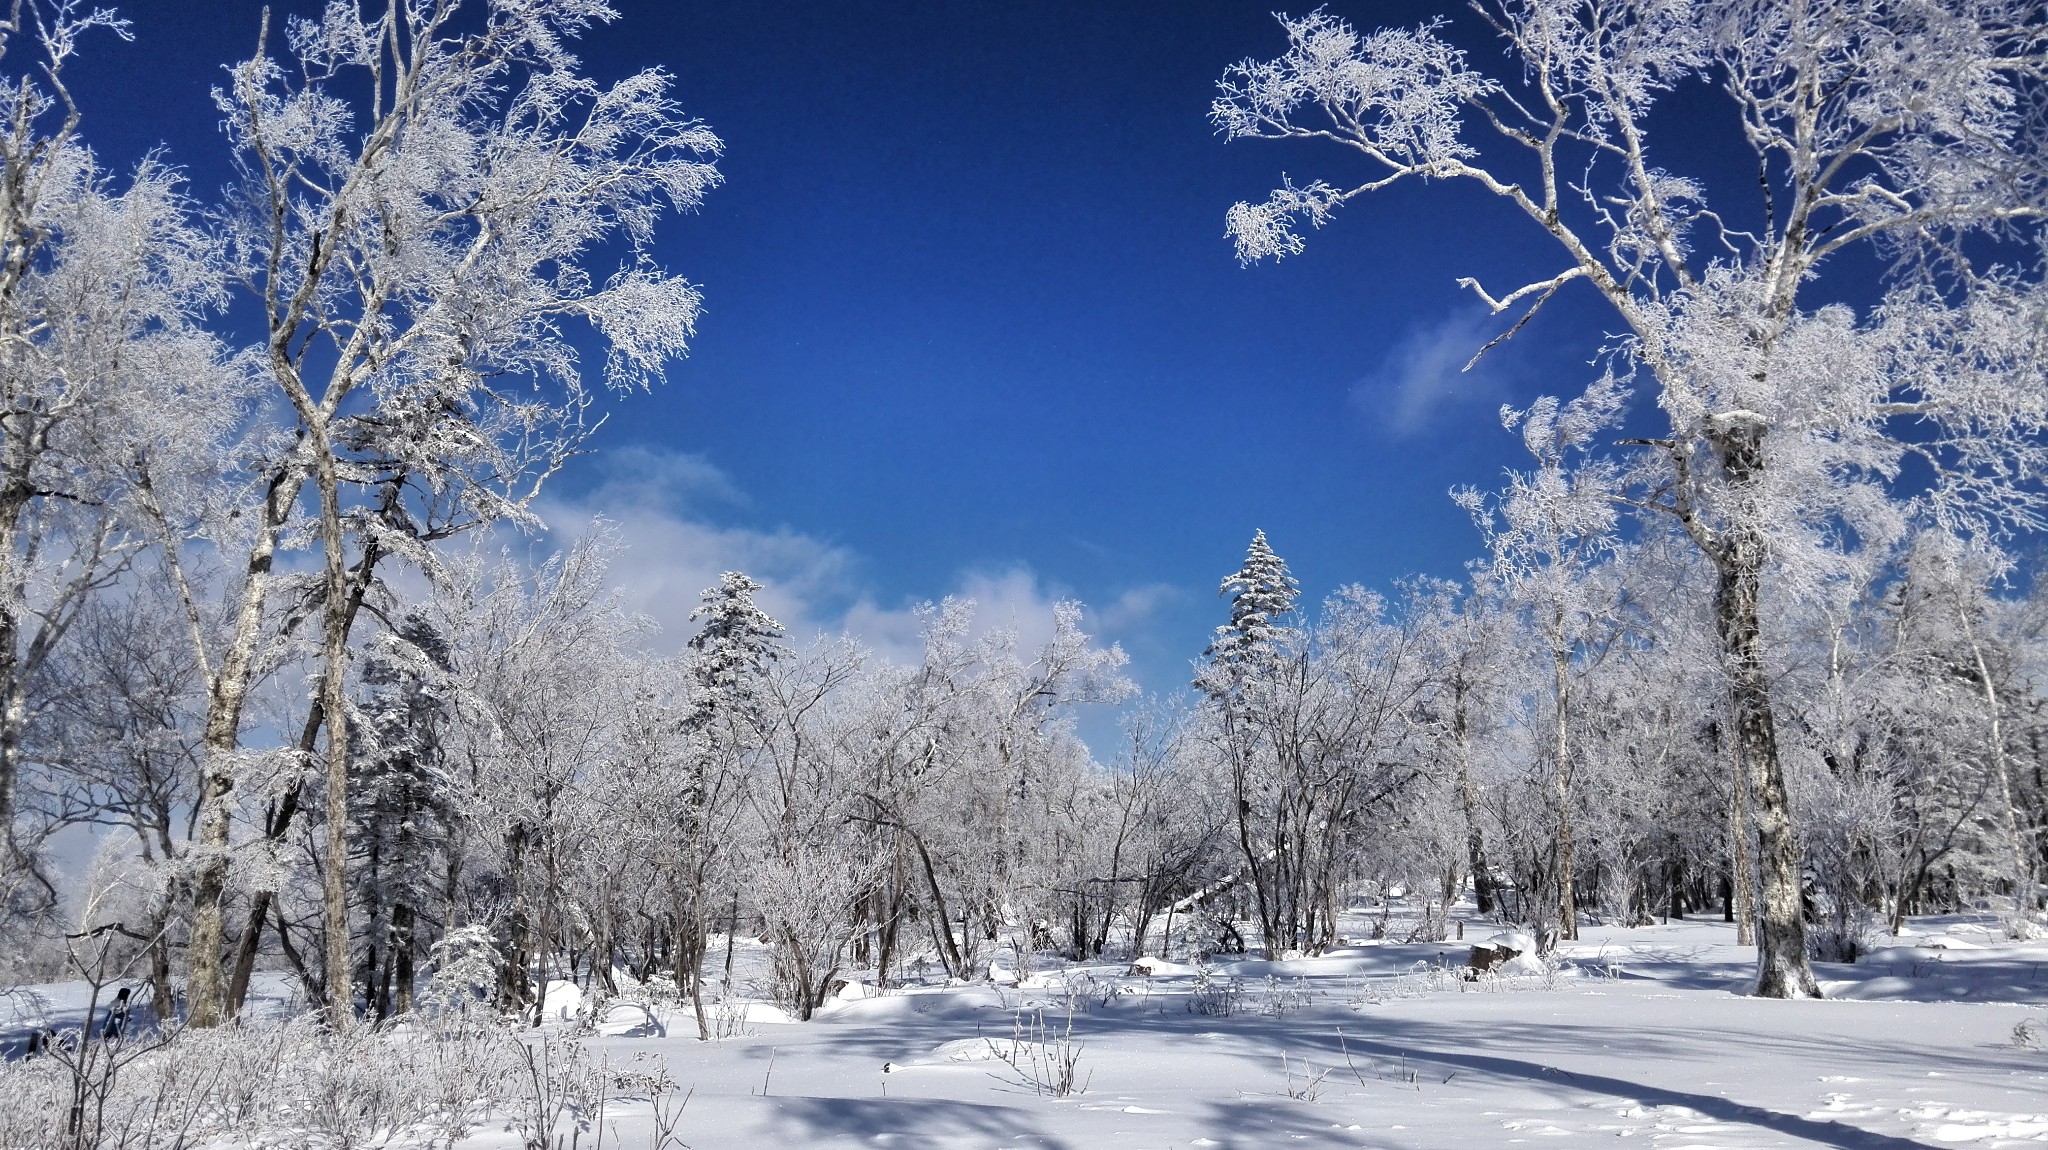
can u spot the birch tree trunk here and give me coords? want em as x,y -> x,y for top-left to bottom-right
1552,645 -> 1578,942
1712,415 -> 1816,997
309,437 -> 355,1025
225,533 -> 384,1019
1958,608 -> 2037,923
186,468 -> 304,1028
0,487 -> 30,879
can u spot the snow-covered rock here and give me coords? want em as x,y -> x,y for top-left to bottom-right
541,979 -> 583,1023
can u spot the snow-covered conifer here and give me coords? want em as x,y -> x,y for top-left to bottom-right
1199,530 -> 1301,695
686,572 -> 788,726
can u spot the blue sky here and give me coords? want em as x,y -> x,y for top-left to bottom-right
77,1 -> 1650,695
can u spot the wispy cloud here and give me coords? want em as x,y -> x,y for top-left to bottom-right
581,444 -> 750,510
842,566 -> 1075,666
533,454 -> 857,654
1352,310 -> 1522,437
534,449 -> 1177,675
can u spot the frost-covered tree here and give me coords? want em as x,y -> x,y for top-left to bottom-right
666,571 -> 783,1033
1459,378 -> 1633,940
1197,554 -> 1429,956
31,576 -> 210,1005
1089,699 -> 1221,959
1920,537 -> 2039,924
0,3 -> 229,923
435,530 -> 641,1024
1407,579 -> 1513,917
686,572 -> 787,725
183,0 -> 723,1026
1214,0 -> 2048,997
740,634 -> 871,1018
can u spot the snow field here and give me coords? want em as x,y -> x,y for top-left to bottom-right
8,915 -> 2048,1149
544,917 -> 2048,1148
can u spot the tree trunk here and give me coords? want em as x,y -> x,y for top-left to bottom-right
309,441 -> 355,1026
675,885 -> 710,1041
147,890 -> 177,1025
1552,646 -> 1578,942
1711,415 -> 1817,998
390,900 -> 416,1015
1232,757 -> 1280,959
876,846 -> 905,985
225,539 -> 385,1020
1729,724 -> 1758,947
1452,682 -> 1496,915
912,833 -> 966,979
0,487 -> 26,883
500,825 -> 533,1019
188,468 -> 305,1028
1959,608 -> 2037,923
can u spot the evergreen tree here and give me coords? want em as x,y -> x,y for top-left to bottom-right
670,571 -> 787,1032
686,572 -> 789,728
1199,530 -> 1300,695
352,611 -> 455,1020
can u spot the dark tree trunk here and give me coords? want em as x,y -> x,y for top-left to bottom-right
1711,415 -> 1817,998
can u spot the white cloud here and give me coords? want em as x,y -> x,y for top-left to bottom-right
830,565 -> 1149,669
532,453 -> 857,654
534,450 -> 1175,674
1352,310 -> 1521,436
1092,582 -> 1186,635
583,444 -> 748,510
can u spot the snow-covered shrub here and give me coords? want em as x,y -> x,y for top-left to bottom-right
753,843 -> 872,1021
1190,909 -> 1248,958
1257,976 -> 1312,1016
422,925 -> 505,1017
0,1012 -> 533,1150
1189,962 -> 1244,1016
1055,970 -> 1120,1012
2013,1018 -> 2047,1051
1007,929 -> 1042,983
1807,923 -> 1870,964
983,1009 -> 1087,1097
0,1052 -> 67,1149
1278,1052 -> 1328,1101
1348,960 -> 1460,1006
1537,951 -> 1575,991
508,1034 -> 612,1150
271,1017 -> 457,1150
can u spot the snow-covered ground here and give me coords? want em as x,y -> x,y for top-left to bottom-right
10,913 -> 2048,1149
541,915 -> 2048,1149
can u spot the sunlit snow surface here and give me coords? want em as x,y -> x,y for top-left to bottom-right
12,909 -> 2048,1149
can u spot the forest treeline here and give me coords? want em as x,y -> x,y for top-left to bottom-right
3,0 -> 2048,1030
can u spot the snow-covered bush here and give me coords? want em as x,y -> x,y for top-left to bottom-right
508,1034 -> 613,1150
0,1014 -> 533,1150
1055,970 -> 1121,1012
421,926 -> 504,1017
983,1009 -> 1088,1098
1189,963 -> 1244,1017
2013,1018 -> 2047,1052
1257,976 -> 1312,1016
